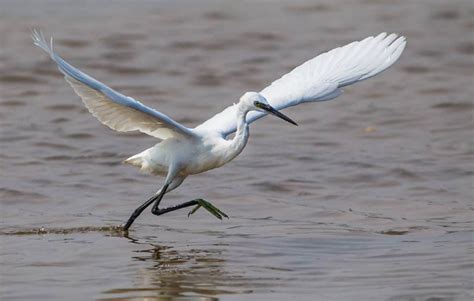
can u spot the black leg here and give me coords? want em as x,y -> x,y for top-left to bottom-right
152,198 -> 229,220
152,200 -> 199,216
151,184 -> 169,213
123,184 -> 169,231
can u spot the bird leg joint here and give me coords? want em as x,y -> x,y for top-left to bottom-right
150,198 -> 229,220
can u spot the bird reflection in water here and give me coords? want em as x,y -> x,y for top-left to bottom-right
101,235 -> 245,301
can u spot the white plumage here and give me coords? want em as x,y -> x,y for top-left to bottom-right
32,30 -> 406,230
32,30 -> 195,140
197,33 -> 406,137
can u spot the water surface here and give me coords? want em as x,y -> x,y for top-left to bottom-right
1,0 -> 473,300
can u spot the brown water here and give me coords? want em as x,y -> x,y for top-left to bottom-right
1,0 -> 473,300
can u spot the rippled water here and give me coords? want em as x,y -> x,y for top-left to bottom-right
1,0 -> 473,300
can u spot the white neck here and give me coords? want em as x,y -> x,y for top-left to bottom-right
223,103 -> 250,163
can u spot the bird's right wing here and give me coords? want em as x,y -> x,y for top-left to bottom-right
196,33 -> 406,137
32,30 -> 196,140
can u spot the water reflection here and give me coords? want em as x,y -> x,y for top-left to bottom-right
100,235 -> 241,301
2,0 -> 473,299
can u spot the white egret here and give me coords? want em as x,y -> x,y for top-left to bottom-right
32,30 -> 406,231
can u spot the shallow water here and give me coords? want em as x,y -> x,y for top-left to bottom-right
1,0 -> 473,300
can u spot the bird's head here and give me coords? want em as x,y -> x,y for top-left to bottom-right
239,92 -> 298,126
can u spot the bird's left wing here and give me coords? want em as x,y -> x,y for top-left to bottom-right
32,30 -> 196,140
196,33 -> 406,137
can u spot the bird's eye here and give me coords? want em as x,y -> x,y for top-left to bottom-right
254,101 -> 261,107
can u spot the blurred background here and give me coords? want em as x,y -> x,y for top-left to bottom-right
0,0 -> 472,300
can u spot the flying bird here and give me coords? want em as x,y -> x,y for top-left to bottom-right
32,30 -> 406,231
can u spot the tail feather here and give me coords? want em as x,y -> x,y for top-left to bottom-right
123,152 -> 164,176
123,154 -> 144,168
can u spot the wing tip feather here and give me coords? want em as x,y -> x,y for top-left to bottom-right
31,29 -> 54,57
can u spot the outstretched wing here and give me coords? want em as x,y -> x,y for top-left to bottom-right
32,30 -> 196,140
196,33 -> 406,137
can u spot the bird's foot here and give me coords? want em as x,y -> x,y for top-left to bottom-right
188,199 -> 229,220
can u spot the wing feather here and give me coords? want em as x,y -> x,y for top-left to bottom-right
32,30 -> 196,140
196,33 -> 406,137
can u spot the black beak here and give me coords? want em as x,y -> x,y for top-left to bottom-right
259,103 -> 298,126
